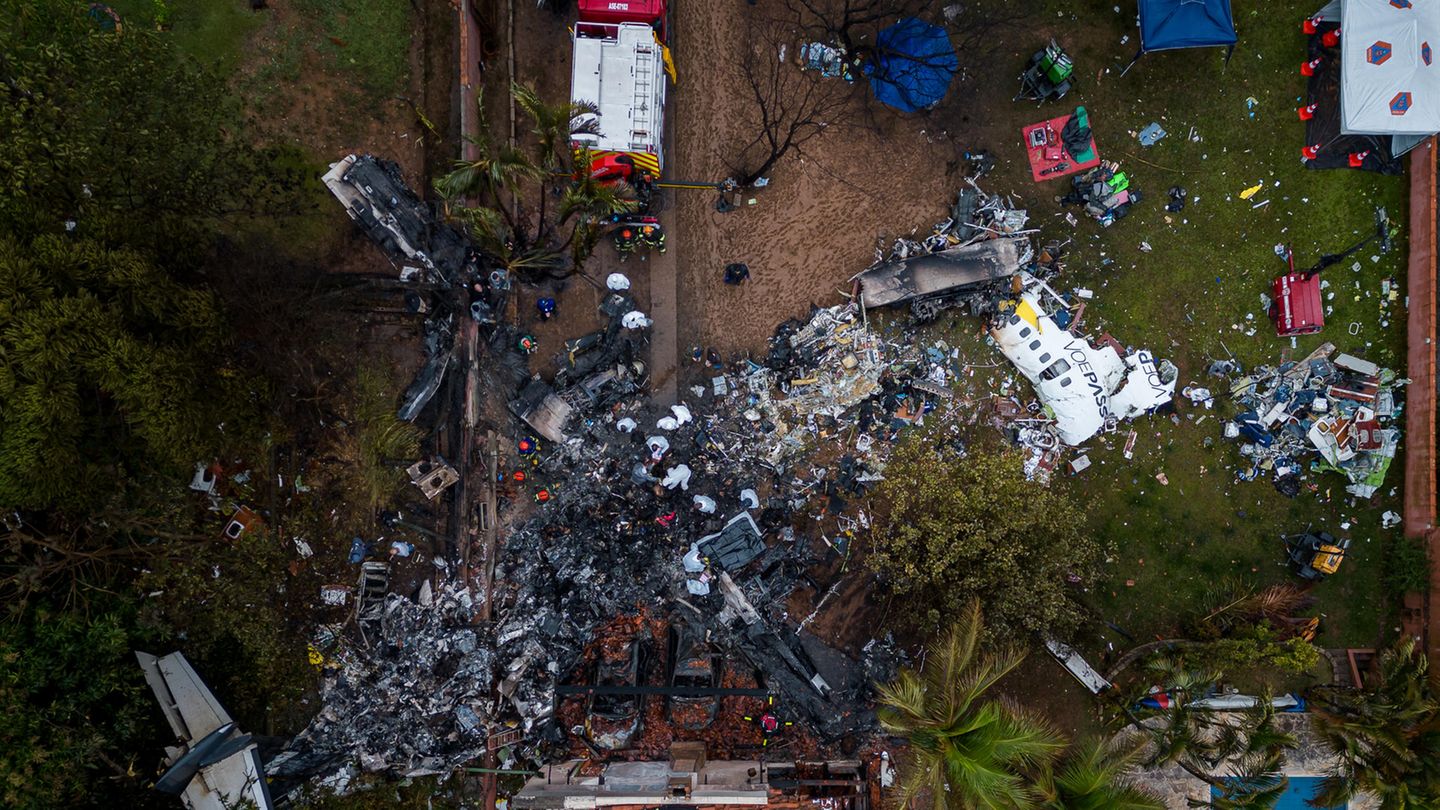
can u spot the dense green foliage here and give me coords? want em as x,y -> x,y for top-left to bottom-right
0,236 -> 252,511
1034,736 -> 1164,810
137,529 -> 317,724
0,0 -> 306,253
1383,535 -> 1431,597
0,3 -> 313,804
436,84 -> 639,280
876,600 -> 1066,809
0,600 -> 162,809
1191,627 -> 1322,682
1310,638 -> 1440,808
867,443 -> 1101,638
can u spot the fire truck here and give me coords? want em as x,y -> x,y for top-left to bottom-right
570,0 -> 670,182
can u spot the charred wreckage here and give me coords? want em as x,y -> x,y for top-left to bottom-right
219,155 -> 1177,800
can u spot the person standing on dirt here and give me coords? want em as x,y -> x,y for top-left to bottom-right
642,225 -> 667,254
724,262 -> 750,285
536,297 -> 556,320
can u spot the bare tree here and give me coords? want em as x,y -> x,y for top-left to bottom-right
728,19 -> 853,187
776,0 -> 898,61
774,0 -> 1036,99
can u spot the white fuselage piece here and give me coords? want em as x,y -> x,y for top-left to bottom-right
991,290 -> 1174,445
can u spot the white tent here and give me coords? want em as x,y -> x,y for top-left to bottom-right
1339,0 -> 1440,138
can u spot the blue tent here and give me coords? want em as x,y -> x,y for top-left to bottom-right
1138,0 -> 1237,52
866,17 -> 959,113
1123,0 -> 1236,74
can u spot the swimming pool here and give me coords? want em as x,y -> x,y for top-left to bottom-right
1212,776 -> 1344,809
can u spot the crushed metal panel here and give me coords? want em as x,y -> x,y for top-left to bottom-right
407,457 -> 459,500
355,561 -> 391,629
510,379 -> 574,444
991,284 -> 1173,445
854,236 -> 1027,308
696,512 -> 765,571
1043,638 -> 1111,694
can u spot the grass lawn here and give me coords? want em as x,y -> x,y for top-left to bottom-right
918,0 -> 1409,653
1051,1 -> 1404,651
107,0 -> 264,73
108,0 -> 412,101
292,0 -> 414,97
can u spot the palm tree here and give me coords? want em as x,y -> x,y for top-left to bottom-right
511,82 -> 600,170
1035,736 -> 1165,810
1119,653 -> 1297,810
436,86 -> 632,282
876,599 -> 1065,809
1190,749 -> 1287,810
1309,637 -> 1440,808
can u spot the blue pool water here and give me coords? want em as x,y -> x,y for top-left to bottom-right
1212,776 -> 1344,809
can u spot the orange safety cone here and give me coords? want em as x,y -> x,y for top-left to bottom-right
1322,27 -> 1341,48
1298,102 -> 1319,121
1301,143 -> 1322,161
1302,16 -> 1323,35
1301,57 -> 1323,76
1348,151 -> 1370,168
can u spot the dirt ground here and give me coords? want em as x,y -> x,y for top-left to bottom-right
670,0 -> 1017,357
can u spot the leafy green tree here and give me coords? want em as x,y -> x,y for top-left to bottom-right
876,599 -> 1065,809
0,0 -> 308,255
1309,638 -> 1440,808
866,444 -> 1101,638
0,236 -> 257,513
436,84 -> 639,281
1035,736 -> 1165,810
0,599 -> 164,809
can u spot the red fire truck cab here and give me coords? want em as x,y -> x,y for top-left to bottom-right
577,0 -> 668,41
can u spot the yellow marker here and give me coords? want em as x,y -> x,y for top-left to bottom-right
1015,299 -> 1043,332
1239,183 -> 1263,200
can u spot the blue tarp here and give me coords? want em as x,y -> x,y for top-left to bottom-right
1139,0 -> 1237,52
866,17 -> 958,113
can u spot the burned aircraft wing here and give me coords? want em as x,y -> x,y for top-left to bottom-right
398,312 -> 456,422
855,236 -> 1028,308
321,154 -> 472,286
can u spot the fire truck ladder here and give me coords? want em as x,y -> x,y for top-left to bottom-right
630,42 -> 654,144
